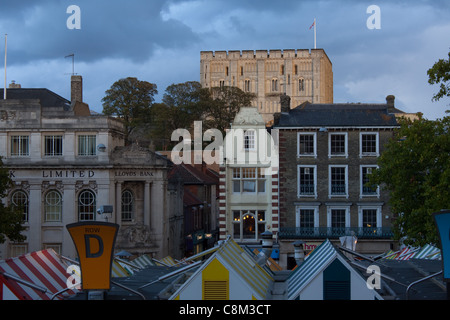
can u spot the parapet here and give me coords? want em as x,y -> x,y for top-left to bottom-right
200,49 -> 327,60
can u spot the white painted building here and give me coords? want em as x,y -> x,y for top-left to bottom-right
219,107 -> 279,243
0,77 -> 183,260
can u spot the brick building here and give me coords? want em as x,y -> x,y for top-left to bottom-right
273,95 -> 407,269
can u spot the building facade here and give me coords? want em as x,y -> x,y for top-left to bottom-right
218,107 -> 279,244
200,49 -> 333,124
273,95 -> 404,269
0,77 -> 184,260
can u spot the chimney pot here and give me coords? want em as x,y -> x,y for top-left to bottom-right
386,95 -> 395,112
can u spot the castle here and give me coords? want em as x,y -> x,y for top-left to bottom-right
200,49 -> 333,124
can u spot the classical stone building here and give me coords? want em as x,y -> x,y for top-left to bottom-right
200,49 -> 333,124
273,95 -> 407,269
0,77 -> 184,260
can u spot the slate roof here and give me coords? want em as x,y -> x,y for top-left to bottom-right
274,102 -> 399,128
0,88 -> 71,110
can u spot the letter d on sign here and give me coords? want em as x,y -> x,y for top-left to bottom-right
67,222 -> 119,290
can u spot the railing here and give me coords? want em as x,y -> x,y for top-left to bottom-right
278,227 -> 394,239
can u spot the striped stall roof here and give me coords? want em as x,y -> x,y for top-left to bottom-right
411,244 -> 441,260
217,239 -> 273,299
0,249 -> 79,300
131,254 -> 155,268
287,239 -> 336,300
382,244 -> 441,261
111,260 -> 132,278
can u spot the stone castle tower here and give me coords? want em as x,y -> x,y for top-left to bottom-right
200,49 -> 333,124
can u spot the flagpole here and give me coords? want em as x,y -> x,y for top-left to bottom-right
4,34 -> 7,100
314,18 -> 316,49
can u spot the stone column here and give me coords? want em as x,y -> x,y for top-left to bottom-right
28,183 -> 42,253
62,184 -> 77,258
144,182 -> 151,228
115,182 -> 122,227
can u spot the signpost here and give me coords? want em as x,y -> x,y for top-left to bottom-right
433,210 -> 450,299
66,222 -> 119,291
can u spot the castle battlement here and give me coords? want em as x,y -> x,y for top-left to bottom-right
200,49 -> 327,60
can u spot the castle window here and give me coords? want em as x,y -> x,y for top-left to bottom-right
244,79 -> 251,92
299,79 -> 305,93
271,79 -> 278,92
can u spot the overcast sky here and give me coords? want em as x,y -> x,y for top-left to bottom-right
0,0 -> 449,119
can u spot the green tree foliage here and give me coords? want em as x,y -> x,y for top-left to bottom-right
427,51 -> 450,102
102,77 -> 157,143
371,114 -> 450,246
0,157 -> 26,244
149,81 -> 255,150
203,86 -> 256,134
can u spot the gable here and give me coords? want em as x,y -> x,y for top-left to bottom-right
202,258 -> 229,300
323,259 -> 351,300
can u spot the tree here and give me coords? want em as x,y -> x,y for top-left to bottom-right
149,82 -> 255,150
149,81 -> 207,150
102,77 -> 157,143
371,114 -> 450,246
427,50 -> 450,102
203,86 -> 256,134
0,157 -> 26,244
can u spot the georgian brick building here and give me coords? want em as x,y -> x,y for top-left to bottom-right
273,95 -> 407,268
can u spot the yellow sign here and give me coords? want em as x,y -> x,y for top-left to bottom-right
66,222 -> 119,290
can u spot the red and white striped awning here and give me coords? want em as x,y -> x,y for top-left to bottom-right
0,249 -> 79,300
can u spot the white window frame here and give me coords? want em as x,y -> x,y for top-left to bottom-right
360,165 -> 380,198
231,167 -> 266,194
44,135 -> 63,157
358,205 -> 382,229
243,130 -> 256,151
328,132 -> 348,158
295,206 -> 319,228
77,134 -> 97,156
297,132 -> 317,158
326,205 -> 351,228
329,165 -> 349,198
360,132 -> 379,157
10,134 -> 30,157
232,209 -> 266,242
297,165 -> 317,198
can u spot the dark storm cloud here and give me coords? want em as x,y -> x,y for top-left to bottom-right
1,0 -> 199,65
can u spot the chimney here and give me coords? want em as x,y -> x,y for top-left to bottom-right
386,95 -> 395,113
280,93 -> 291,113
71,75 -> 83,103
293,241 -> 305,266
256,231 -> 273,267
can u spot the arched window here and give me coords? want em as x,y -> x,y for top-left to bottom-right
78,190 -> 96,221
45,190 -> 62,222
121,190 -> 134,222
11,190 -> 29,222
232,210 -> 266,241
299,78 -> 305,93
